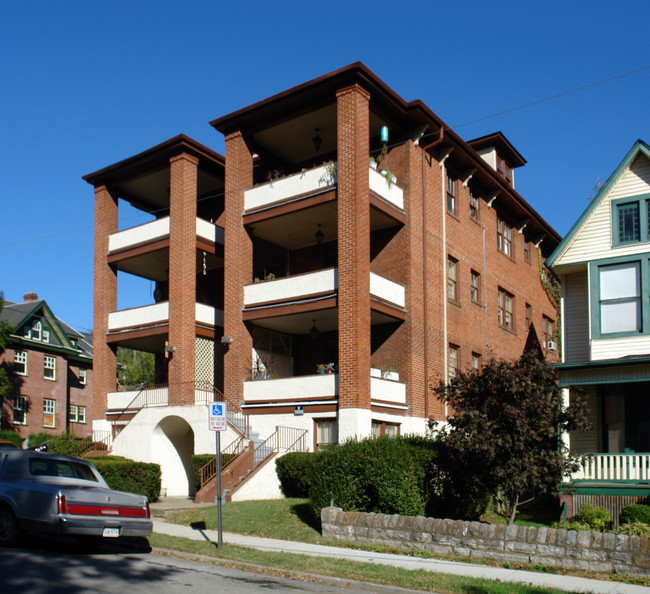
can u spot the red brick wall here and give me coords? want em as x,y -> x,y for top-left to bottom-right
336,84 -> 371,410
168,153 -> 199,405
93,185 -> 117,422
223,132 -> 253,402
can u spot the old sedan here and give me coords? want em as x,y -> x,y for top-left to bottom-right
0,449 -> 152,546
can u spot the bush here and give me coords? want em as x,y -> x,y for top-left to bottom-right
578,503 -> 610,531
309,436 -> 438,517
620,504 -> 650,526
614,521 -> 650,537
0,430 -> 22,447
27,432 -> 54,449
91,459 -> 161,502
276,452 -> 317,498
551,521 -> 590,531
45,433 -> 83,456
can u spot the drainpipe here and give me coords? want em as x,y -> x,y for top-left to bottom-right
483,223 -> 488,356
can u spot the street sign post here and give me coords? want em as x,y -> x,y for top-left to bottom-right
208,401 -> 227,548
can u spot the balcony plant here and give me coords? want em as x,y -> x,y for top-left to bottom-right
382,367 -> 399,381
317,363 -> 335,374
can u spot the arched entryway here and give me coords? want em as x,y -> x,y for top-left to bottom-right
152,415 -> 195,497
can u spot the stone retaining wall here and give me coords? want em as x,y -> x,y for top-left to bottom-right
321,507 -> 650,576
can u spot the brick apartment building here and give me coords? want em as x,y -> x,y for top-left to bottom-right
84,63 -> 560,498
0,293 -> 93,441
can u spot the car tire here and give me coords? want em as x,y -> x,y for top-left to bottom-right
0,507 -> 21,547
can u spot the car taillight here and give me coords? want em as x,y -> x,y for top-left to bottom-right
145,501 -> 150,518
57,494 -> 67,514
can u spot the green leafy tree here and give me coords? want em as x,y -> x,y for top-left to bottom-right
116,348 -> 155,389
432,352 -> 590,525
0,294 -> 17,428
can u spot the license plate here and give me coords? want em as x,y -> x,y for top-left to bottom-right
103,527 -> 120,538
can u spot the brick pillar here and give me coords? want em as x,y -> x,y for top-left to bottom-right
93,185 -> 117,423
223,131 -> 253,404
337,84 -> 371,430
168,153 -> 199,405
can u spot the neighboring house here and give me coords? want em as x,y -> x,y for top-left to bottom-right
548,140 -> 650,522
84,63 -> 560,499
0,293 -> 93,440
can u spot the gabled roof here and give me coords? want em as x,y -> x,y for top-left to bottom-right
1,298 -> 92,361
547,139 -> 650,268
467,132 -> 527,168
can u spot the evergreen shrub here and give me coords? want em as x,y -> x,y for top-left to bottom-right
91,459 -> 161,502
578,503 -> 610,531
0,430 -> 22,447
275,451 -> 317,497
620,504 -> 650,526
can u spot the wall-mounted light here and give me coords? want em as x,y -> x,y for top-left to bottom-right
313,128 -> 322,151
221,336 -> 233,344
164,342 -> 176,359
315,224 -> 324,245
310,319 -> 319,341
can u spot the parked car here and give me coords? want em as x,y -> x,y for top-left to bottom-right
0,449 -> 152,546
0,441 -> 19,449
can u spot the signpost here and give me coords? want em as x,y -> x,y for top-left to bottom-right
208,401 -> 227,549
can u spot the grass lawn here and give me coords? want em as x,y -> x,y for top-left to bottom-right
164,498 -> 650,589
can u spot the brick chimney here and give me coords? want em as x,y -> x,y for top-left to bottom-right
23,292 -> 38,303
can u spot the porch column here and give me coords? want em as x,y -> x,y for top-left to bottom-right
336,84 -> 371,440
168,153 -> 198,405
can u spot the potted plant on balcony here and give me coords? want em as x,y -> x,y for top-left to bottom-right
317,363 -> 335,374
382,367 -> 399,381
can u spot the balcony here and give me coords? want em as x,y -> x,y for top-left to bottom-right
108,302 -> 224,332
244,268 -> 404,309
568,453 -> 650,482
108,216 -> 224,254
244,164 -> 403,213
371,377 -> 407,407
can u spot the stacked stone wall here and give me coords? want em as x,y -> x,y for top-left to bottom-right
321,507 -> 650,575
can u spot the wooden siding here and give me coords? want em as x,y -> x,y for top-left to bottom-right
563,271 -> 590,363
592,334 -> 650,360
554,154 -> 650,266
570,385 -> 598,454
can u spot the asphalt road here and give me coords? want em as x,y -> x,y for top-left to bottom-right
0,536 -> 390,593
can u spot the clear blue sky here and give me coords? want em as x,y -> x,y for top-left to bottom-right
2,1 -> 648,333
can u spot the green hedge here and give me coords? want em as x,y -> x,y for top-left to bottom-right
0,430 -> 22,447
309,436 -> 439,517
91,459 -> 161,502
276,451 -> 317,497
620,504 -> 650,526
578,503 -> 610,531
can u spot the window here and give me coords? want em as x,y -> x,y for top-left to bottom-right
617,202 -> 640,243
469,193 -> 479,220
78,369 -> 87,386
448,345 -> 459,378
44,355 -> 56,381
43,399 -> 56,428
470,270 -> 480,303
497,216 -> 513,257
612,195 -> 650,245
525,303 -> 532,330
23,320 -> 49,342
69,405 -> 86,424
471,353 -> 481,373
498,288 -> 514,330
599,262 -> 640,334
371,421 -> 400,438
14,350 -> 27,375
315,419 -> 337,451
447,257 -> 458,301
523,240 -> 531,263
31,321 -> 41,341
14,396 -> 27,425
446,175 -> 456,214
543,316 -> 556,349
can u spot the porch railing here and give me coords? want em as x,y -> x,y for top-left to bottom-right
198,436 -> 246,488
572,453 -> 650,481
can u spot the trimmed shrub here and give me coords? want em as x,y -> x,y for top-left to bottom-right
27,432 -> 54,449
309,436 -> 438,517
276,452 -> 317,498
92,459 -> 161,502
620,504 -> 650,526
45,433 -> 82,456
578,503 -> 610,531
0,430 -> 22,447
614,520 -> 650,537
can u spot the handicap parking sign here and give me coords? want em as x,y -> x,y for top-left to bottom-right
208,401 -> 227,431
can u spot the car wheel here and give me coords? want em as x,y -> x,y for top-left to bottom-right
0,507 -> 21,547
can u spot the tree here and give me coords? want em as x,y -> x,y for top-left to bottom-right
432,352 -> 590,525
0,293 -> 17,427
116,348 -> 155,389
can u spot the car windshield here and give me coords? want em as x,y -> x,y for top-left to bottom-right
29,458 -> 98,482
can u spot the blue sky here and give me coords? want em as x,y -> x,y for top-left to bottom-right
1,1 -> 648,333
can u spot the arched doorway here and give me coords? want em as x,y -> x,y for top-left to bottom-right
152,415 -> 195,497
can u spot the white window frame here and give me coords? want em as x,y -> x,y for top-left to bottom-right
79,368 -> 87,386
498,288 -> 514,330
447,257 -> 457,301
448,344 -> 459,379
43,399 -> 56,428
315,418 -> 337,451
44,355 -> 56,381
69,404 -> 87,424
14,395 -> 28,425
14,350 -> 27,376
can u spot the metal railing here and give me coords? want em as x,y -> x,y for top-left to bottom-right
69,430 -> 113,459
198,436 -> 246,488
571,453 -> 650,481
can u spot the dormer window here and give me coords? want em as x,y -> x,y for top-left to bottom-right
24,320 -> 47,342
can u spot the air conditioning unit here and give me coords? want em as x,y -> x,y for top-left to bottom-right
547,341 -> 557,351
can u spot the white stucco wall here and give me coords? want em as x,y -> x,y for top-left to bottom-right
229,456 -> 284,501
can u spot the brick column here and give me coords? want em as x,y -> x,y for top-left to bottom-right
168,153 -> 199,405
93,185 -> 117,423
337,84 -> 371,426
223,131 -> 253,404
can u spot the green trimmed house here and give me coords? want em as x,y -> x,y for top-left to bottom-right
0,293 -> 93,441
548,140 -> 650,524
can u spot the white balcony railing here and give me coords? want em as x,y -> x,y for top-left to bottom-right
370,377 -> 406,405
107,387 -> 169,410
108,302 -> 222,331
369,167 -> 403,210
108,216 -> 222,253
244,374 -> 337,402
570,453 -> 650,482
244,269 -> 404,309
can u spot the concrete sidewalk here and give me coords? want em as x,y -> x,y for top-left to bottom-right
151,517 -> 649,593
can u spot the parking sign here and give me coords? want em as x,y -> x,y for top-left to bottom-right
208,401 -> 227,431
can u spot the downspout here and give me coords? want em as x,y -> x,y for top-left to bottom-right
483,223 -> 488,356
438,148 -> 452,421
